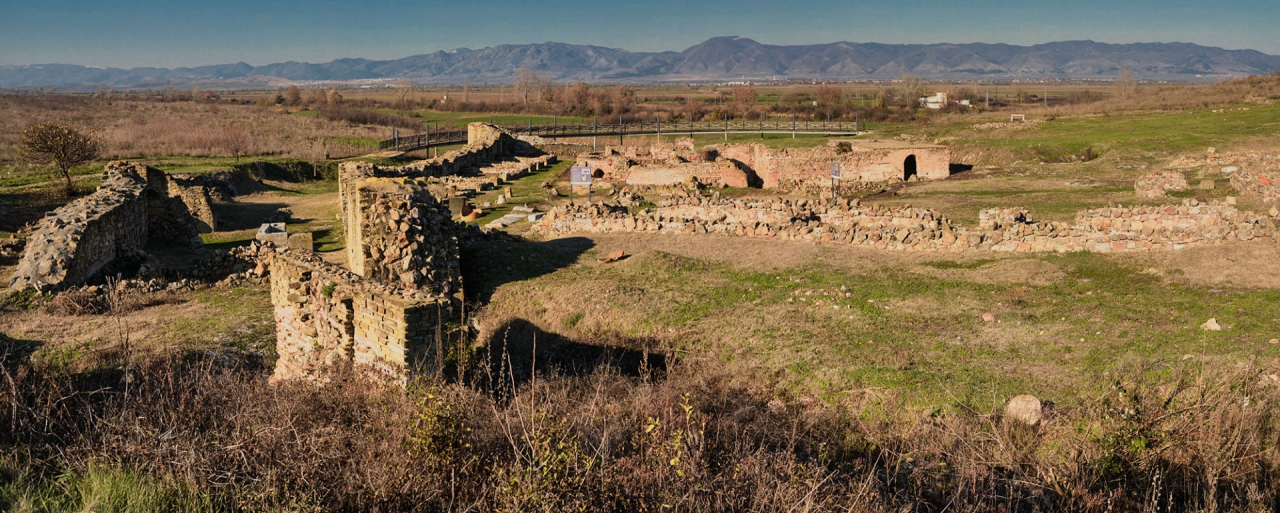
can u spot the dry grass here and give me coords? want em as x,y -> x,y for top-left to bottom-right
0,96 -> 394,166
3,340 -> 1280,511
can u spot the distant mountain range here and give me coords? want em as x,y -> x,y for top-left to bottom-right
5,37 -> 1279,89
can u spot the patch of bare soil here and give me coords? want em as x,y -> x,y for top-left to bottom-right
1131,241 -> 1280,289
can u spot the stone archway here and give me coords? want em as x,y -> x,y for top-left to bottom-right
592,169 -> 604,179
903,155 -> 918,181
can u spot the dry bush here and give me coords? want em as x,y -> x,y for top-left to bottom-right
40,286 -> 175,317
3,340 -> 1280,511
1014,72 -> 1280,118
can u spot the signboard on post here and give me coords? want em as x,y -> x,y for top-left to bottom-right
570,166 -> 593,185
830,162 -> 841,179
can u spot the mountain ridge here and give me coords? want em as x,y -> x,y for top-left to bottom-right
4,37 -> 1278,88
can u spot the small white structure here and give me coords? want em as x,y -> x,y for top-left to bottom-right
920,92 -> 949,109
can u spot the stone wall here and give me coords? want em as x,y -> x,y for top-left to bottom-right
532,196 -> 1274,254
575,139 -> 949,190
167,178 -> 218,232
276,128 -> 505,384
1135,170 -> 1189,199
344,178 -> 462,296
10,161 -> 202,291
268,250 -> 450,383
716,141 -> 951,188
1230,166 -> 1279,203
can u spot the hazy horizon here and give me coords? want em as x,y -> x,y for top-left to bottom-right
3,0 -> 1278,68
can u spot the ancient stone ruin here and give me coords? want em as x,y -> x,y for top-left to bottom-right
1135,170 -> 1189,199
577,138 -> 949,190
9,161 -> 206,291
269,123 -> 546,383
532,196 -> 1275,253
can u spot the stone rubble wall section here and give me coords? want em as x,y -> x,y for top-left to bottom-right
1135,170 -> 1190,199
1171,150 -> 1278,202
167,178 -> 218,232
268,250 -> 450,383
532,197 -> 1274,253
348,179 -> 462,295
9,160 -> 202,291
1230,166 -> 1279,203
393,123 -> 520,178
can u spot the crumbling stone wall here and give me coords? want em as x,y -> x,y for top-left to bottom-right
276,127 -> 513,384
532,197 -> 1274,254
345,178 -> 462,296
717,141 -> 950,188
268,251 -> 450,383
10,161 -> 202,291
1135,170 -> 1190,199
577,139 -> 949,190
1230,166 -> 1279,203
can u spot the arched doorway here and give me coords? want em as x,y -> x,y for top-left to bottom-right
903,155 -> 918,182
592,169 -> 604,179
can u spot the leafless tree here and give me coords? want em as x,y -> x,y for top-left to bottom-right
816,85 -> 844,106
1116,68 -> 1137,98
394,79 -> 415,109
899,73 -> 924,108
515,69 -> 544,106
222,124 -> 250,162
18,123 -> 102,196
733,86 -> 758,109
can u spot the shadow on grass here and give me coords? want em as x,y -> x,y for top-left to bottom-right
469,318 -> 666,400
210,199 -> 290,231
0,333 -> 43,371
460,236 -> 595,304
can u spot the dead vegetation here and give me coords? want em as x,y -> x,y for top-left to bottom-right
3,342 -> 1280,512
0,96 -> 393,165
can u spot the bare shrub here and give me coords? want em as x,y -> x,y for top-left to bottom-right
3,342 -> 1280,512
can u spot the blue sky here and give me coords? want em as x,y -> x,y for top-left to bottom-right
2,0 -> 1277,67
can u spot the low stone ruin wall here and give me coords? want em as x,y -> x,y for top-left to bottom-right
1135,170 -> 1189,199
1170,149 -> 1279,203
392,123 -> 525,178
268,250 -> 450,383
9,161 -> 202,291
1231,166 -> 1279,203
531,196 -> 1275,253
